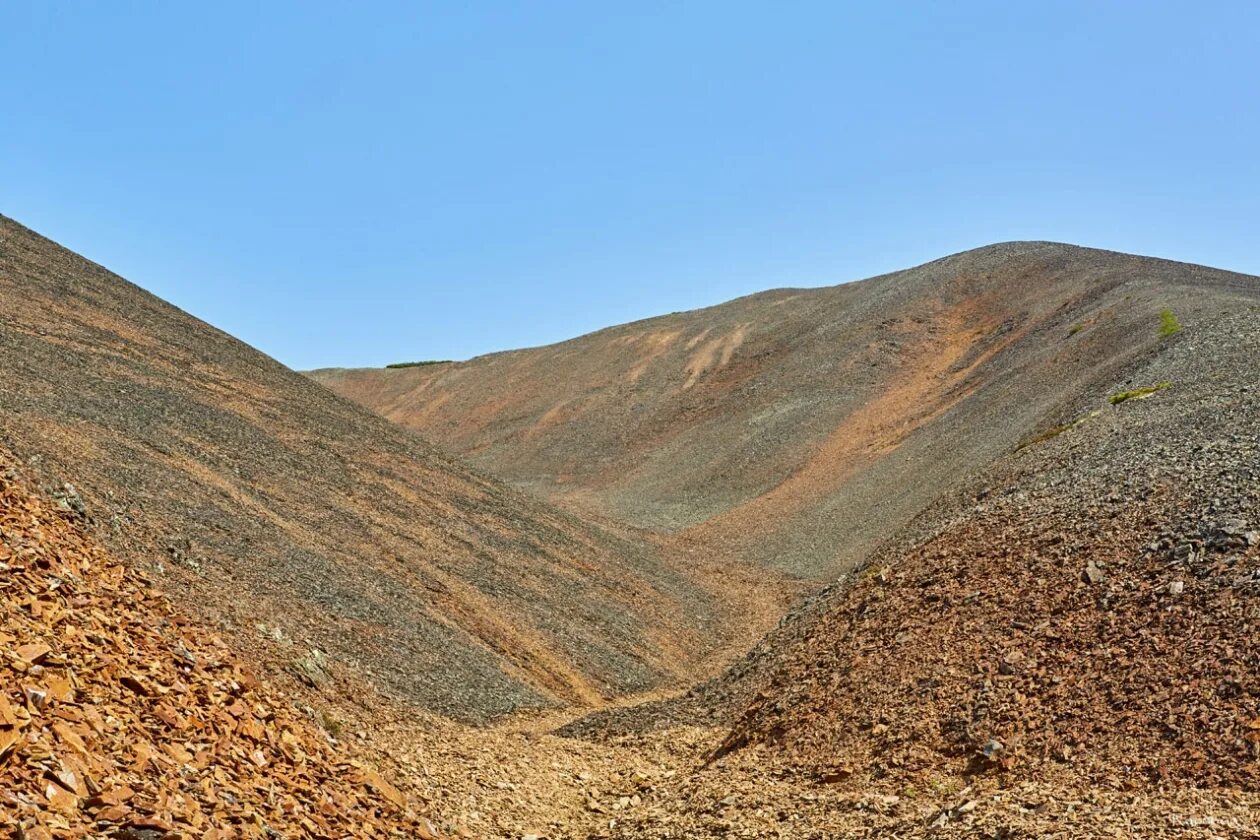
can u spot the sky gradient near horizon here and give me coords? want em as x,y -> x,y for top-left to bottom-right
3,2 -> 1258,369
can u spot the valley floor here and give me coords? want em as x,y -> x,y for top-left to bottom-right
356,699 -> 1260,839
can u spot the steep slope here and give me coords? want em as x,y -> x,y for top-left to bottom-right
715,301 -> 1260,784
574,287 -> 1260,838
0,451 -> 440,839
0,213 -> 738,722
311,242 -> 1260,578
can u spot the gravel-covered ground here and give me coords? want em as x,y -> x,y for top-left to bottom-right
5,212 -> 1259,837
0,450 -> 443,839
0,213 -> 767,724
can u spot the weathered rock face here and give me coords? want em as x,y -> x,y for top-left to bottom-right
0,453 -> 439,838
0,213 -> 737,722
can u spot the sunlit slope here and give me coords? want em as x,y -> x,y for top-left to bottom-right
0,213 -> 728,721
312,242 -> 1258,577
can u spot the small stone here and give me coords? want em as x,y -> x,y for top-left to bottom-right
1083,562 -> 1105,585
56,483 -> 87,516
290,648 -> 333,688
16,643 -> 51,663
1169,580 -> 1185,596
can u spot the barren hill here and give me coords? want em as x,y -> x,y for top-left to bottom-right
560,259 -> 1260,838
311,241 -> 1259,578
0,213 -> 746,723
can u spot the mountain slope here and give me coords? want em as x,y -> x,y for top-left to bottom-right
0,213 -> 738,722
312,241 -> 1259,578
0,451 -> 440,838
571,261 -> 1260,839
714,300 -> 1260,782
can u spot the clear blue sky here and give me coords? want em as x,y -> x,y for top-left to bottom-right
3,3 -> 1257,369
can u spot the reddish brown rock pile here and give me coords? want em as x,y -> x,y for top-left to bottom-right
720,502 -> 1260,788
0,459 -> 439,839
716,428 -> 1260,791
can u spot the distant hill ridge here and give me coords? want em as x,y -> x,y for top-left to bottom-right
310,241 -> 1259,578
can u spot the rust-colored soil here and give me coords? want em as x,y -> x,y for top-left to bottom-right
0,453 -> 439,839
314,242 -> 1260,837
7,212 -> 1260,838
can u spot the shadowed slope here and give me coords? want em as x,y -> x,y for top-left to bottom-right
312,242 -> 1258,578
0,213 -> 735,722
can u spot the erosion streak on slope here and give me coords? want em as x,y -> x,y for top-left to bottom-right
683,324 -> 747,389
678,298 -> 1015,562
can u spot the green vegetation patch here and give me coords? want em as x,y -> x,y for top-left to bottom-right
1159,308 -> 1182,337
1017,409 -> 1102,450
1109,382 -> 1170,405
385,359 -> 452,369
1067,323 -> 1085,336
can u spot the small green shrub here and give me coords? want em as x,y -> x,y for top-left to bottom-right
1159,309 -> 1182,337
1018,422 -> 1073,449
1109,382 -> 1170,405
1068,323 -> 1084,336
385,359 -> 452,369
1017,409 -> 1101,450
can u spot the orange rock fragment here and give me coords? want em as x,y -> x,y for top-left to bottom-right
44,781 -> 78,813
16,643 -> 51,663
0,461 -> 442,838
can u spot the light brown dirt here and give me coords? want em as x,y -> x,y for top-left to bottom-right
9,216 -> 1260,839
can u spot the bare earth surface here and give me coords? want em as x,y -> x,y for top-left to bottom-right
0,451 -> 441,839
0,213 -> 783,726
311,241 -> 1259,581
5,212 -> 1260,838
373,289 -> 1260,838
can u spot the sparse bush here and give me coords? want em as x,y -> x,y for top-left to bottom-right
1017,409 -> 1101,449
858,563 -> 888,583
385,359 -> 452,369
1159,309 -> 1182,338
1068,323 -> 1084,337
1109,382 -> 1170,405
1018,422 -> 1073,449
